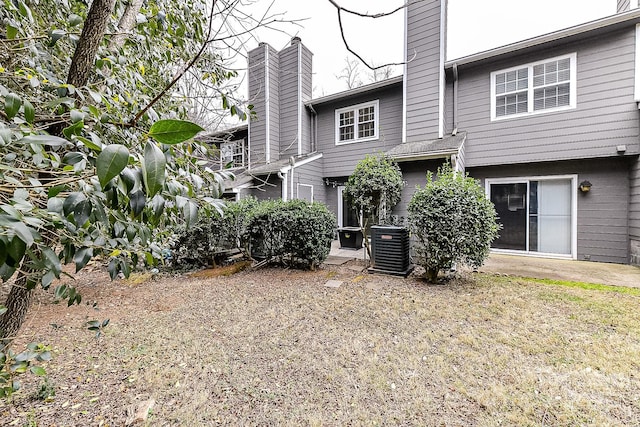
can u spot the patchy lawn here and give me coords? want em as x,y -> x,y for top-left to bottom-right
2,261 -> 639,426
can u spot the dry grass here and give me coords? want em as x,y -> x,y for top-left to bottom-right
2,263 -> 639,426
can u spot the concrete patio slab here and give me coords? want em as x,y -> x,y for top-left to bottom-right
478,253 -> 640,288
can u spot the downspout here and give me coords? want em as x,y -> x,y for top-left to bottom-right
278,171 -> 287,201
289,156 -> 295,200
308,104 -> 317,152
452,62 -> 459,132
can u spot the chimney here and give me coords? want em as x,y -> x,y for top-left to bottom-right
278,37 -> 313,157
247,42 -> 280,165
618,0 -> 639,13
404,0 -> 447,142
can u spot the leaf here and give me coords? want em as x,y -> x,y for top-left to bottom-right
10,222 -> 34,248
21,134 -> 68,147
42,247 -> 61,276
23,100 -> 34,124
73,246 -> 93,272
142,142 -> 165,197
151,194 -> 165,218
148,119 -> 203,145
6,25 -> 18,40
48,29 -> 66,46
97,144 -> 129,188
30,366 -> 46,376
68,13 -> 82,26
72,198 -> 92,227
183,200 -> 198,228
4,93 -> 21,119
70,109 -> 84,123
74,136 -> 102,152
0,264 -> 16,282
129,190 -> 145,217
62,121 -> 83,138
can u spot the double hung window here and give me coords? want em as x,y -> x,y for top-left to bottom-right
335,100 -> 379,144
491,53 -> 576,120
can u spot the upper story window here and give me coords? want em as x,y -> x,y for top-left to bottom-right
335,100 -> 379,145
220,139 -> 245,169
491,53 -> 576,121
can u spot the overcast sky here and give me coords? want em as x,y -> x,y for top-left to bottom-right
241,0 -> 616,97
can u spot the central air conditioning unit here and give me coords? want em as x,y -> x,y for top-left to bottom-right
369,225 -> 413,277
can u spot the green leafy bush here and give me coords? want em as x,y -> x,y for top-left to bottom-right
344,153 -> 403,226
170,197 -> 258,268
408,164 -> 500,282
247,199 -> 336,270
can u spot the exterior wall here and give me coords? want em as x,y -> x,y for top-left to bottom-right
392,159 -> 449,222
300,46 -> 314,154
292,157 -> 325,204
267,45 -> 280,163
455,28 -> 640,168
469,158 -> 632,264
315,83 -> 404,177
405,0 -> 445,141
247,44 -> 280,166
631,155 -> 640,265
278,43 -> 301,158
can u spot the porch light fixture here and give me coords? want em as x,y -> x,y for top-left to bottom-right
579,180 -> 592,193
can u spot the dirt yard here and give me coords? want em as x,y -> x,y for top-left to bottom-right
1,261 -> 639,426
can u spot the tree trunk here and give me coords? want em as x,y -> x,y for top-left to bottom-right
67,0 -> 116,87
425,267 -> 439,283
0,272 -> 34,351
110,0 -> 144,51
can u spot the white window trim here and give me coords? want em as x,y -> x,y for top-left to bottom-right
335,100 -> 379,145
485,174 -> 578,260
296,183 -> 313,202
490,53 -> 577,121
220,139 -> 245,170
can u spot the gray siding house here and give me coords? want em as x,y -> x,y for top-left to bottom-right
217,0 -> 640,266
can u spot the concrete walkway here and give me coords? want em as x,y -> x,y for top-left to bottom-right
327,240 -> 640,288
477,253 -> 640,288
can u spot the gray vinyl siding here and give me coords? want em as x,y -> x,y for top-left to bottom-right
405,0 -> 444,142
618,0 -> 631,13
248,46 -> 266,167
631,155 -> 640,239
301,46 -> 314,154
315,83 -> 403,177
292,157 -> 325,205
267,45 -> 280,163
392,159 -> 449,222
278,44 -> 300,159
469,158 -> 631,264
456,28 -> 640,168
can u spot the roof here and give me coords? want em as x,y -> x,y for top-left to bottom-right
386,132 -> 466,162
445,9 -> 640,69
223,152 -> 323,191
307,75 -> 403,107
198,124 -> 248,142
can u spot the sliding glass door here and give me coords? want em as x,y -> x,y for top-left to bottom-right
488,177 -> 575,257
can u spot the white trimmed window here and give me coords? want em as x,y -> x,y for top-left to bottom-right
220,139 -> 245,169
491,53 -> 576,120
335,100 -> 379,144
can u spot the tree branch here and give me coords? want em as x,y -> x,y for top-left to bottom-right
130,0 -> 218,126
326,0 -> 419,71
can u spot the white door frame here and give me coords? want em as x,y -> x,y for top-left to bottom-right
485,174 -> 578,259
